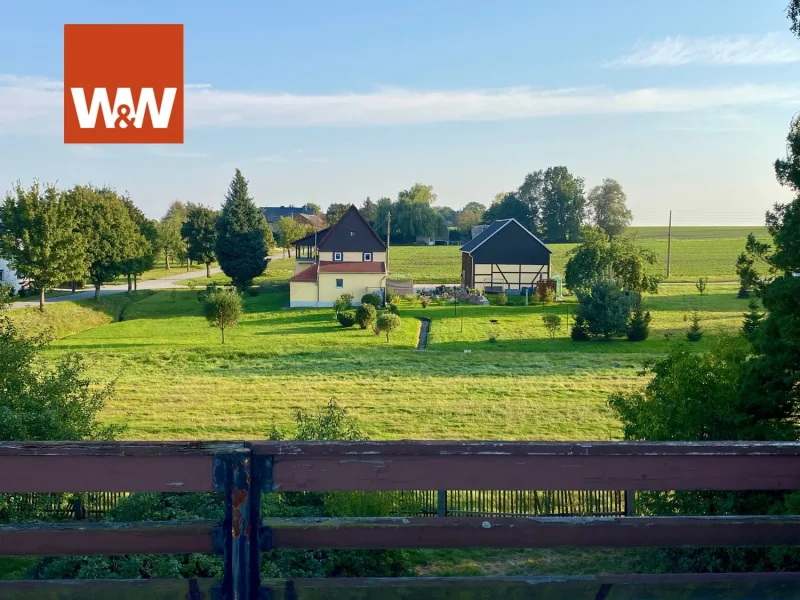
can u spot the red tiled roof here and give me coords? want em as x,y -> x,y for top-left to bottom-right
288,264 -> 319,282
318,261 -> 386,274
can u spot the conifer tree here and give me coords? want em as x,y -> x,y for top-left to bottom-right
215,170 -> 269,289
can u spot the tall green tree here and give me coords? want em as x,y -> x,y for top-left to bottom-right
374,197 -> 393,237
360,197 -> 377,226
181,204 -> 218,277
156,201 -> 188,270
0,181 -> 87,310
539,166 -> 586,242
119,196 -> 157,291
517,171 -> 544,232
215,169 -> 270,289
275,216 -> 311,257
403,183 -> 437,205
587,178 -> 632,239
482,192 -> 530,224
325,203 -> 349,226
463,202 -> 487,214
306,202 -> 322,215
456,208 -> 483,230
70,186 -> 146,300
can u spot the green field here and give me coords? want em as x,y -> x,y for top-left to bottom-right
389,226 -> 769,284
11,282 -> 747,441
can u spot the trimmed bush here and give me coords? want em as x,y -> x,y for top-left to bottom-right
496,291 -> 508,306
626,304 -> 651,342
686,310 -> 703,342
570,313 -> 590,341
388,302 -> 400,315
355,304 -> 377,330
336,311 -> 357,328
360,293 -> 381,308
376,313 -> 401,342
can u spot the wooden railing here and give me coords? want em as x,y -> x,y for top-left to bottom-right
1,441 -> 800,599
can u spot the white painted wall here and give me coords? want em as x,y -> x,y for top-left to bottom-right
0,259 -> 22,293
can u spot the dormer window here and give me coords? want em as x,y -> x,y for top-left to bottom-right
363,252 -> 372,262
334,252 -> 343,261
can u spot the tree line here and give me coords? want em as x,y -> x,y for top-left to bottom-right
0,169 -> 278,310
335,169 -> 632,245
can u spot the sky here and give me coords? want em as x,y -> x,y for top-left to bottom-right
2,0 -> 800,225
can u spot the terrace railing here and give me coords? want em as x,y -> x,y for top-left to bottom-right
1,441 -> 800,598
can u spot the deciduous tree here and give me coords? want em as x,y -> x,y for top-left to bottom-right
0,181 -> 87,310
325,203 -> 349,226
539,166 -> 586,242
215,169 -> 270,290
119,196 -> 158,291
276,216 -> 311,257
587,178 -> 632,239
203,286 -> 243,344
182,204 -> 218,277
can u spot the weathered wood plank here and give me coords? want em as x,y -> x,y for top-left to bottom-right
250,440 -> 800,457
0,578 -> 219,599
256,574 -> 800,600
0,521 -> 216,556
0,455 -> 215,492
269,454 -> 800,492
0,441 -> 243,456
264,515 -> 800,549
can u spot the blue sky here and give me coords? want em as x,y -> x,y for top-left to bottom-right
2,0 -> 800,224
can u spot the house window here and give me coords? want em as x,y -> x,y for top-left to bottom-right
336,278 -> 344,289
334,252 -> 343,261
363,252 -> 372,261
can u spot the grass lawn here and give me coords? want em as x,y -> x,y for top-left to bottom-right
9,281 -> 751,578
17,282 -> 747,442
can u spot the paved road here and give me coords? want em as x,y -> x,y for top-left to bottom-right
9,267 -> 223,310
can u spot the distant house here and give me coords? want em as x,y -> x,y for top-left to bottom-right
0,259 -> 22,293
460,219 -> 552,292
260,205 -> 315,232
415,234 -> 449,246
288,205 -> 387,308
470,224 -> 489,239
294,212 -> 326,231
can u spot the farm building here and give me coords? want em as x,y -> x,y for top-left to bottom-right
288,205 -> 387,307
0,258 -> 22,293
460,219 -> 552,292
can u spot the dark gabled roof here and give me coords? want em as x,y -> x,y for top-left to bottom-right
459,220 -> 509,253
292,228 -> 330,247
317,205 -> 386,252
460,218 -> 553,255
261,205 -> 314,222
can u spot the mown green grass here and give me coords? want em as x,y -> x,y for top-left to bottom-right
27,283 -> 749,441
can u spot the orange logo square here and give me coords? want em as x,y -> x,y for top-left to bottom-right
64,24 -> 184,144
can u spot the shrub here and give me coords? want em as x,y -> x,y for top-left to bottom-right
388,302 -> 400,315
360,293 -> 381,308
542,314 -> 562,339
496,291 -> 508,306
336,310 -> 357,328
570,312 -> 591,341
355,304 -> 377,330
376,313 -> 401,342
387,293 -> 400,305
536,283 -> 555,304
696,277 -> 708,295
203,287 -> 243,344
626,302 -> 652,342
686,310 -> 703,342
576,279 -> 631,340
333,293 -> 354,315
420,296 -> 431,308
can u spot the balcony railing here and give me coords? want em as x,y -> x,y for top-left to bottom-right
0,441 -> 800,599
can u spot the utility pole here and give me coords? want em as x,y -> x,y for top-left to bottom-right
666,210 -> 672,278
385,211 -> 391,304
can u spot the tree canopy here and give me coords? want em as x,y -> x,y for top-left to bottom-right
215,169 -> 270,290
0,181 -> 87,310
587,178 -> 632,239
181,204 -> 218,277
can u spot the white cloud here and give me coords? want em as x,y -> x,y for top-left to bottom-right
607,32 -> 800,68
2,74 -> 800,134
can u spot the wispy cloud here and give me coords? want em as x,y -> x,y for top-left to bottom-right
607,32 -> 800,68
2,74 -> 800,135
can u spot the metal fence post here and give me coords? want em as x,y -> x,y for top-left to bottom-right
437,490 -> 447,517
217,449 -> 253,600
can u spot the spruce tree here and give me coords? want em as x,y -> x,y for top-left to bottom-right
686,310 -> 703,342
215,170 -> 269,289
741,299 -> 764,342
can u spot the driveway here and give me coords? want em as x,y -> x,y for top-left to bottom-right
8,267 -> 223,310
